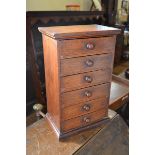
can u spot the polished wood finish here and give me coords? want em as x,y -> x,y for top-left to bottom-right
61,83 -> 110,107
62,97 -> 108,120
59,37 -> 115,59
38,25 -> 120,39
61,69 -> 111,92
61,53 -> 113,76
39,24 -> 120,138
62,109 -> 108,132
42,35 -> 61,130
27,74 -> 129,126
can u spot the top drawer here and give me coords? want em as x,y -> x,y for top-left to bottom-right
59,37 -> 116,59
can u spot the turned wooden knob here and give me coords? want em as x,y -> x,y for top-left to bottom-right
84,76 -> 93,83
82,104 -> 91,111
84,91 -> 92,97
83,117 -> 90,123
85,59 -> 94,67
86,43 -> 95,50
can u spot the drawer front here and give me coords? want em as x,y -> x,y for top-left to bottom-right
61,54 -> 113,76
62,108 -> 108,132
59,37 -> 115,59
61,83 -> 110,107
62,97 -> 108,121
61,69 -> 112,92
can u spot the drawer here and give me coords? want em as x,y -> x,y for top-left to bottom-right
62,108 -> 108,132
61,53 -> 113,76
59,37 -> 115,59
61,69 -> 112,92
62,97 -> 108,121
61,83 -> 110,107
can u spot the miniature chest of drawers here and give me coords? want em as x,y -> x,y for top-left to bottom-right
39,25 -> 120,139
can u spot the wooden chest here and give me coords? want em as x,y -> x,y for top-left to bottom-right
39,25 -> 120,139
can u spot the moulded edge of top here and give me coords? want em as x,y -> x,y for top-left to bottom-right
38,25 -> 121,39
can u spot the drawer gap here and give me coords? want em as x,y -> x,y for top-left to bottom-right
61,82 -> 111,94
61,96 -> 109,108
60,52 -> 112,60
60,68 -> 111,78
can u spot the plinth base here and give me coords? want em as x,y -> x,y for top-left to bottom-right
46,112 -> 111,139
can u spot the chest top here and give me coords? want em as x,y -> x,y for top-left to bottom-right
38,24 -> 120,39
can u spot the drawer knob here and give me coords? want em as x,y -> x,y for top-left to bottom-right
84,76 -> 93,83
83,104 -> 91,111
84,91 -> 92,97
83,117 -> 90,123
86,43 -> 95,50
85,59 -> 94,67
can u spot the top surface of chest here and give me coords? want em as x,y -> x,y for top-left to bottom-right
38,24 -> 120,39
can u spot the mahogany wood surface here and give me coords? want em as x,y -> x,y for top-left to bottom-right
59,36 -> 115,59
39,24 -> 120,138
61,83 -> 110,107
60,53 -> 113,76
38,24 -> 120,39
62,108 -> 108,132
61,69 -> 111,92
42,35 -> 61,130
62,97 -> 108,120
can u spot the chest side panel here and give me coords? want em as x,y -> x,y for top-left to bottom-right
42,35 -> 61,129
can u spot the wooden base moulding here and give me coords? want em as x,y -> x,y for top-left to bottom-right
46,113 -> 110,139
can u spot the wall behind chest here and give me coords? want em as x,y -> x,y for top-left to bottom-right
26,0 -> 92,11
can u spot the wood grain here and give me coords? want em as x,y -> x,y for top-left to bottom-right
59,37 -> 115,59
74,115 -> 129,155
62,97 -> 108,120
60,53 -> 113,76
26,110 -> 118,155
42,35 -> 61,130
39,25 -> 119,138
62,108 -> 108,132
61,69 -> 111,92
61,83 -> 110,107
38,24 -> 120,39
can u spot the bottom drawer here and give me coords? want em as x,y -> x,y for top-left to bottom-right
62,108 -> 108,132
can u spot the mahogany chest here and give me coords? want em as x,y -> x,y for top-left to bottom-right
39,25 -> 120,139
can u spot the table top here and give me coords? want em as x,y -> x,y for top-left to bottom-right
27,110 -> 117,155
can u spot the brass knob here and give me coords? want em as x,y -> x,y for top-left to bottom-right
33,103 -> 43,112
85,59 -> 94,67
86,43 -> 95,50
83,104 -> 91,111
83,117 -> 90,123
84,91 -> 92,97
84,76 -> 93,83
33,103 -> 44,120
